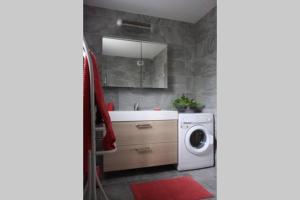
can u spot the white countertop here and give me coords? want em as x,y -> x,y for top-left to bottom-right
109,110 -> 178,122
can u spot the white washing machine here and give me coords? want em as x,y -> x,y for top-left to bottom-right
177,113 -> 215,171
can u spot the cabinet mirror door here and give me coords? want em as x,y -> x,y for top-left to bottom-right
102,37 -> 167,88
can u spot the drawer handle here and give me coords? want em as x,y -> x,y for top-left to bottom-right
135,147 -> 152,153
136,123 -> 152,129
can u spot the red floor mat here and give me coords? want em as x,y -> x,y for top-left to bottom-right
130,176 -> 213,200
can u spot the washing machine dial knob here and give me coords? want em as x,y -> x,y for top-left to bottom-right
181,125 -> 189,129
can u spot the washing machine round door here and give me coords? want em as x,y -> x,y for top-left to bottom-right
185,125 -> 210,155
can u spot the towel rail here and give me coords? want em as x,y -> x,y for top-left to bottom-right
83,36 -> 116,200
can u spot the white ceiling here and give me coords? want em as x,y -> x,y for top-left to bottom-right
103,37 -> 167,59
84,0 -> 216,23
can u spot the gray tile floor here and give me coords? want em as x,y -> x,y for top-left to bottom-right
99,165 -> 216,200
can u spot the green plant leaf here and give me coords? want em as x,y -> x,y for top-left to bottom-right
172,95 -> 203,109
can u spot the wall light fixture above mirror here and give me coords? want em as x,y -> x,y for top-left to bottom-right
102,37 -> 168,88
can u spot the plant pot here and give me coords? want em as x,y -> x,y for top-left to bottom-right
190,105 -> 205,113
175,105 -> 205,113
184,107 -> 196,113
175,106 -> 199,113
175,106 -> 188,113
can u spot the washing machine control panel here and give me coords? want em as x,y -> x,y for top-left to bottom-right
182,117 -> 212,124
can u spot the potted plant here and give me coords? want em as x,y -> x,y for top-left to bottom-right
173,95 -> 204,113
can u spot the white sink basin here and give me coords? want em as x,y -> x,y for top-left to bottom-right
108,110 -> 178,122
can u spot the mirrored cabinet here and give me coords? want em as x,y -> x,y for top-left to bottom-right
102,37 -> 168,89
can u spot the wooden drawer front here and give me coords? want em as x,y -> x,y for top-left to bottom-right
112,120 -> 177,146
104,142 -> 177,172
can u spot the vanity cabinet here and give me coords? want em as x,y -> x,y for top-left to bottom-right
103,120 -> 178,172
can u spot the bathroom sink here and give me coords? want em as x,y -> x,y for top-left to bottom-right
108,110 -> 178,122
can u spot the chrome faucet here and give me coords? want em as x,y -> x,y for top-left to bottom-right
134,103 -> 139,111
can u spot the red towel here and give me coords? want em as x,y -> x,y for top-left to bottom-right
83,51 -> 116,176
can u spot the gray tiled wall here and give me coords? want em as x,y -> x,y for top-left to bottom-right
193,7 -> 217,115
84,5 -> 216,112
84,5 -> 195,110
